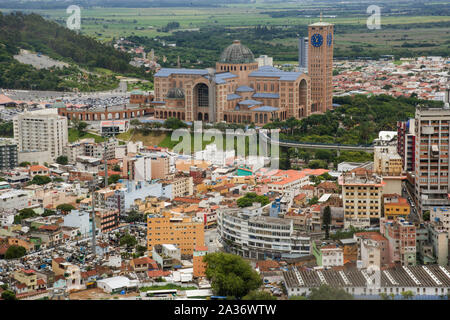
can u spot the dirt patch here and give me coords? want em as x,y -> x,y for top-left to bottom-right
69,288 -> 139,300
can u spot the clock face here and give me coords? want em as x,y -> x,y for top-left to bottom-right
311,33 -> 323,48
327,33 -> 333,46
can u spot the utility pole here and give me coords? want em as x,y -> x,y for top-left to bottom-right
104,140 -> 108,187
90,180 -> 97,257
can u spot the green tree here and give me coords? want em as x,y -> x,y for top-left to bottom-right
323,206 -> 332,240
56,155 -> 68,165
135,245 -> 147,257
237,193 -> 270,208
130,119 -> 141,126
113,164 -> 121,172
309,196 -> 319,205
308,160 -> 328,169
204,252 -> 262,299
1,290 -> 17,300
120,233 -> 137,248
307,284 -> 354,300
108,174 -> 121,185
163,117 -> 187,130
125,211 -> 144,223
42,209 -> 56,217
423,210 -> 430,221
401,290 -> 414,300
19,161 -> 31,167
379,292 -> 391,300
72,118 -> 88,133
14,208 -> 36,224
242,290 -> 277,300
30,175 -> 52,185
5,245 -> 27,259
56,204 -> 75,213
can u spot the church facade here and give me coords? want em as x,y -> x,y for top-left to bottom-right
151,22 -> 334,126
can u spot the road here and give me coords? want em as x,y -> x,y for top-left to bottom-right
402,182 -> 421,224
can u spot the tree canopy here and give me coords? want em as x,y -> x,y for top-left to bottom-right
204,252 -> 262,299
120,233 -> 137,248
5,245 -> 27,259
307,284 -> 354,300
56,155 -> 68,165
108,174 -> 121,185
242,290 -> 277,300
237,193 -> 270,208
1,290 -> 17,300
56,203 -> 75,213
163,117 -> 188,130
30,175 -> 52,185
14,208 -> 36,224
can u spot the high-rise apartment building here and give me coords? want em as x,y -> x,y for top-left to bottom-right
380,218 -> 416,266
414,106 -> 450,214
147,211 -> 204,256
308,20 -> 334,113
339,168 -> 384,229
397,119 -> 416,172
13,111 -> 68,160
298,37 -> 308,71
0,138 -> 18,170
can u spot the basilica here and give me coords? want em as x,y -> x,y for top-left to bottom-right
149,22 -> 334,126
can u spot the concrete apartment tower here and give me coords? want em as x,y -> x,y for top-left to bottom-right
13,110 -> 68,161
308,18 -> 334,113
414,106 -> 450,214
298,37 -> 308,72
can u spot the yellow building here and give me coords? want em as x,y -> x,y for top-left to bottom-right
339,168 -> 384,229
13,269 -> 37,290
133,196 -> 166,215
147,211 -> 204,256
374,145 -> 403,176
383,194 -> 410,220
165,177 -> 194,198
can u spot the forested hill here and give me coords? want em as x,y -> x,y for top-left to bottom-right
0,12 -> 137,74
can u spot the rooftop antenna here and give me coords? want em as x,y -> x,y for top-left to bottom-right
177,56 -> 181,68
320,11 -> 323,22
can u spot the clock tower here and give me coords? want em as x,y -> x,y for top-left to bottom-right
308,19 -> 334,113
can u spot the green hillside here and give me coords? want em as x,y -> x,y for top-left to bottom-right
0,12 -> 150,91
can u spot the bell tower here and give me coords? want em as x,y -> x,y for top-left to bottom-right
308,18 -> 334,113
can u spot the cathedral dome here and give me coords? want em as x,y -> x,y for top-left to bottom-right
219,40 -> 255,64
166,87 -> 185,99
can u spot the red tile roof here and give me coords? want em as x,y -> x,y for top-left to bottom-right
355,232 -> 387,242
29,165 -> 49,172
147,270 -> 170,278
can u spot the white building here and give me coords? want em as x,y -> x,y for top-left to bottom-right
321,245 -> 344,268
13,111 -> 68,160
0,210 -> 15,226
194,143 -> 235,166
255,55 -> 273,67
0,190 -> 29,211
63,210 -> 91,237
101,120 -> 129,134
283,265 -> 450,298
430,207 -> 450,235
217,204 -> 312,260
97,276 -> 139,294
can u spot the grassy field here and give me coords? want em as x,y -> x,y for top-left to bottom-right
3,6 -> 450,43
68,128 -> 105,143
1,3 -> 448,68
